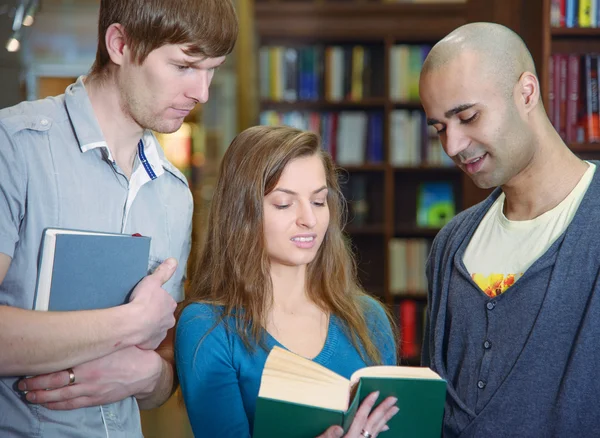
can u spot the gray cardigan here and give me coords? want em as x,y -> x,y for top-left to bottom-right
424,162 -> 600,437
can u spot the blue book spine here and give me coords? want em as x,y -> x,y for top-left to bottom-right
566,0 -> 579,27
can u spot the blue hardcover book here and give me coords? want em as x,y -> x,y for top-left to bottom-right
33,228 -> 151,311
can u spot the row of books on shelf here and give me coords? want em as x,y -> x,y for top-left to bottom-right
389,239 -> 429,296
259,44 -> 430,103
549,53 -> 600,144
260,109 -> 453,167
389,44 -> 430,102
550,0 -> 600,28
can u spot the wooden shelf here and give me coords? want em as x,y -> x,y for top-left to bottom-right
395,226 -> 441,238
260,99 -> 386,110
393,165 -> 459,174
338,163 -> 387,172
345,224 -> 386,235
400,356 -> 421,367
256,2 -> 467,41
570,143 -> 600,153
551,27 -> 600,37
392,100 -> 424,110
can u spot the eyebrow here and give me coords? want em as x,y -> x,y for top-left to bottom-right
178,57 -> 226,69
426,103 -> 476,125
174,55 -> 227,68
272,186 -> 328,196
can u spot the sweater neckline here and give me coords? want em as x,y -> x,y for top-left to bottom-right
264,314 -> 339,366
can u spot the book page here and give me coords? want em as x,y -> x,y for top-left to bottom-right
259,347 -> 352,411
350,365 -> 442,383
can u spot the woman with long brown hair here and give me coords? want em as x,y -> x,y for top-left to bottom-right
175,125 -> 399,437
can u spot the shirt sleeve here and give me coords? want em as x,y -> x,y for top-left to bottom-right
361,295 -> 398,366
172,191 -> 193,303
0,121 -> 26,258
175,304 -> 252,438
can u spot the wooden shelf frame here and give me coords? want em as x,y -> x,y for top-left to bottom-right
255,2 -> 468,41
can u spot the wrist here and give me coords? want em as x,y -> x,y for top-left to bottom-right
119,301 -> 147,347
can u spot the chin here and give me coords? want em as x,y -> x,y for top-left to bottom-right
153,122 -> 184,134
471,171 -> 505,189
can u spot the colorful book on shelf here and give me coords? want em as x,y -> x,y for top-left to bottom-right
253,346 -> 447,438
33,228 -> 150,311
416,182 -> 455,228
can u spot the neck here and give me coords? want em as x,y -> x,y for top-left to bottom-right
85,74 -> 144,176
269,264 -> 310,313
502,119 -> 587,220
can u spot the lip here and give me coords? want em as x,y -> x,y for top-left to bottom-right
171,107 -> 193,117
463,153 -> 487,174
290,234 -> 317,249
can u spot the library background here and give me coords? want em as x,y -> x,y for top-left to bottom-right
1,0 -> 598,436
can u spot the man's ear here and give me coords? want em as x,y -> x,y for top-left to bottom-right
517,71 -> 540,114
105,23 -> 129,67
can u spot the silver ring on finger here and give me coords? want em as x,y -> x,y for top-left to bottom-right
360,429 -> 373,438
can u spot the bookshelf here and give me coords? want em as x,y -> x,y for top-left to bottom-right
521,0 -> 600,154
254,0 -> 487,364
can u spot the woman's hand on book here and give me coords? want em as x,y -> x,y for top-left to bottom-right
316,391 -> 399,438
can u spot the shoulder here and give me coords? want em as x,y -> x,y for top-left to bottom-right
0,96 -> 68,138
357,294 -> 388,321
356,294 -> 392,336
175,303 -> 231,357
177,303 -> 225,333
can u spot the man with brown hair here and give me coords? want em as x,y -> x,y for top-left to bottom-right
0,0 -> 237,436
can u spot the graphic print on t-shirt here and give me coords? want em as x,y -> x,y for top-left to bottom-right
472,273 -> 524,298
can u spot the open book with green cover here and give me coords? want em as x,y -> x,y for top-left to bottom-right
253,346 -> 446,438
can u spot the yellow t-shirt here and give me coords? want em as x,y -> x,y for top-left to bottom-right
463,162 -> 595,298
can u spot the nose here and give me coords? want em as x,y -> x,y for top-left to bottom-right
296,201 -> 317,229
442,125 -> 470,159
187,70 -> 210,104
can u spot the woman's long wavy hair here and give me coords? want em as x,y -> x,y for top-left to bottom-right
181,125 -> 394,365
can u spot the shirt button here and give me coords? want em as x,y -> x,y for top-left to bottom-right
484,340 -> 492,349
486,301 -> 496,310
477,380 -> 486,389
40,119 -> 49,126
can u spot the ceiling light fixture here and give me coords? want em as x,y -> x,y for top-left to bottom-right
22,0 -> 38,26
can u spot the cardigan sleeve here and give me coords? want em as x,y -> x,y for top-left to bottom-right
175,303 -> 252,438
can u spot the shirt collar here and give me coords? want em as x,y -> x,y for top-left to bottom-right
63,75 -> 187,185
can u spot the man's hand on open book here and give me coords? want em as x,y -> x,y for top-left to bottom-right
128,258 -> 178,350
18,346 -> 163,410
316,391 -> 399,438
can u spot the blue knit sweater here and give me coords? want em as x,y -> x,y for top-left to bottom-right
423,161 -> 600,437
175,297 -> 396,437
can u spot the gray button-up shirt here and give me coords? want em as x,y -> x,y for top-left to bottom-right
0,77 -> 193,437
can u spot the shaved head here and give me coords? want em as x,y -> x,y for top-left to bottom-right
422,22 -> 536,97
418,22 -> 543,189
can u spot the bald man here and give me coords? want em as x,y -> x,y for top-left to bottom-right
419,22 -> 600,437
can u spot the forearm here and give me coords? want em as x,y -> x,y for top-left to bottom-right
136,329 -> 177,409
136,357 -> 175,410
0,304 -> 141,376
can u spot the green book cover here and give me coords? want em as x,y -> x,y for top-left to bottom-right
252,347 -> 446,438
